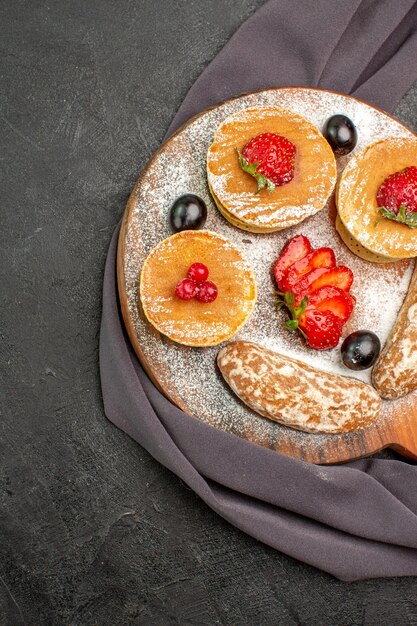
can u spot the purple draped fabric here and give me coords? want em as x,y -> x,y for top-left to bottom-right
100,0 -> 417,580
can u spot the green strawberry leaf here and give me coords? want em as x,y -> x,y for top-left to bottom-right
398,204 -> 407,223
286,319 -> 299,330
377,205 -> 417,228
237,149 -> 275,194
377,207 -> 399,222
405,212 -> 417,228
294,296 -> 308,318
284,291 -> 295,309
276,299 -> 286,311
237,150 -> 259,176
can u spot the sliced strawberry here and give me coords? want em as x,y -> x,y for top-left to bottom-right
311,247 -> 337,269
274,236 -> 355,351
298,308 -> 343,350
308,286 -> 356,324
307,266 -> 353,295
292,267 -> 329,304
274,234 -> 312,289
281,247 -> 336,291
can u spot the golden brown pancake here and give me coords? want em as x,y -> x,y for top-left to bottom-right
206,107 -> 337,233
139,230 -> 257,347
336,138 -> 417,260
335,215 -> 396,264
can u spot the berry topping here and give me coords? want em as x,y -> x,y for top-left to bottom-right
274,234 -> 312,287
175,278 -> 198,300
274,235 -> 355,350
238,133 -> 296,193
323,114 -> 358,156
376,166 -> 417,228
341,331 -> 381,370
195,280 -> 218,303
169,194 -> 207,232
175,264 -> 218,303
187,262 -> 209,282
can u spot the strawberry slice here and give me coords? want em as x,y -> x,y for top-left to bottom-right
308,286 -> 356,324
292,267 -> 329,304
274,234 -> 312,289
307,266 -> 353,295
274,235 -> 355,351
298,308 -> 343,350
281,247 -> 336,291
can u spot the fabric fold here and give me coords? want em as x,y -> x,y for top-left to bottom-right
100,0 -> 417,580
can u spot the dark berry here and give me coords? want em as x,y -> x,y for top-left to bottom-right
175,278 -> 197,300
195,280 -> 218,303
187,262 -> 209,282
341,330 -> 381,370
323,114 -> 358,156
169,194 -> 207,232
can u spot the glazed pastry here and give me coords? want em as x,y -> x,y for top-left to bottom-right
336,137 -> 417,260
372,263 -> 417,399
217,341 -> 381,434
207,107 -> 337,233
139,230 -> 257,347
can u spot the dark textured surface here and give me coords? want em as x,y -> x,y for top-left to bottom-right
1,1 -> 417,624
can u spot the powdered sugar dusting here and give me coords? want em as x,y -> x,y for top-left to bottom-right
207,107 -> 336,230
139,230 -> 256,346
121,88 -> 416,456
338,137 -> 417,257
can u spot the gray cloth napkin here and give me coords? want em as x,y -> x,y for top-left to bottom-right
100,0 -> 417,580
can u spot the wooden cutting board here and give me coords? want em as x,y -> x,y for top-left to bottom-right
117,87 -> 417,464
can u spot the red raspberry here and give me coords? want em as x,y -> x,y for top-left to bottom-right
175,278 -> 197,300
187,262 -> 209,282
196,280 -> 218,303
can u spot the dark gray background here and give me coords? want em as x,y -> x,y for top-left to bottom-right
1,1 -> 417,624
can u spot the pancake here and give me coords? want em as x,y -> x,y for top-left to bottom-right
335,215 -> 396,264
139,230 -> 257,347
336,137 -> 417,260
206,107 -> 337,233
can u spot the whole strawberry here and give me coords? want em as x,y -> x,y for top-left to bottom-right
377,165 -> 417,228
238,133 -> 296,193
